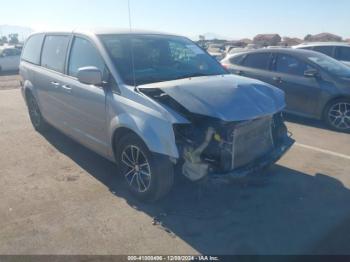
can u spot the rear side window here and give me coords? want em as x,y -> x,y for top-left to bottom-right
229,54 -> 246,65
313,46 -> 334,57
41,35 -> 70,73
3,48 -> 21,56
21,34 -> 44,64
242,53 -> 271,70
336,47 -> 350,62
274,54 -> 311,76
68,37 -> 105,77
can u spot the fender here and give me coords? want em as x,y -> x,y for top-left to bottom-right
108,112 -> 180,159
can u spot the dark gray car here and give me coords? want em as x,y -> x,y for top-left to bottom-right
222,49 -> 350,132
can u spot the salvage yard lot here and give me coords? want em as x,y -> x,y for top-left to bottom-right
1,74 -> 350,255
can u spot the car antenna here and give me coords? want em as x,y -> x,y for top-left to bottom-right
128,0 -> 137,91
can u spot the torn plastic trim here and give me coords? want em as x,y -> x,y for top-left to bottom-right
181,127 -> 216,181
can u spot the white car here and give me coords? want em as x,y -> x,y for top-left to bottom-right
294,42 -> 350,67
0,46 -> 21,73
208,51 -> 225,61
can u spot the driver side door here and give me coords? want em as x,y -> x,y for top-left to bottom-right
61,36 -> 110,156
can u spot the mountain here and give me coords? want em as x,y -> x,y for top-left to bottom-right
0,25 -> 33,42
189,32 -> 230,41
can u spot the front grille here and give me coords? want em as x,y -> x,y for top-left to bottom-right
231,116 -> 274,169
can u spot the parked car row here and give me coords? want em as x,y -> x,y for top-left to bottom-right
221,48 -> 350,132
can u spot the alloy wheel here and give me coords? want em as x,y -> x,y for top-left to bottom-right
328,102 -> 350,130
121,145 -> 152,193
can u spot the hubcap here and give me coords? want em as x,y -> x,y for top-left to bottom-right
121,145 -> 151,193
328,102 -> 350,130
28,96 -> 41,127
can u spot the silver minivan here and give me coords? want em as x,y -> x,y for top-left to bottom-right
20,29 -> 294,201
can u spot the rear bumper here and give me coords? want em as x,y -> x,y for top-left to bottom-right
209,135 -> 295,179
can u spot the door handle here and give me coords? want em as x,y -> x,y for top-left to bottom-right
61,84 -> 72,91
272,76 -> 282,83
235,70 -> 244,75
50,81 -> 60,87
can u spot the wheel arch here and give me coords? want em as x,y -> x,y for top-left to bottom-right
323,95 -> 350,118
112,127 -> 141,161
22,80 -> 36,105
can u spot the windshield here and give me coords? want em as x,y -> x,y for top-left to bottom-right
99,34 -> 227,86
307,53 -> 350,78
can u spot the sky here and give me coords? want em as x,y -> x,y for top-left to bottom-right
1,0 -> 350,40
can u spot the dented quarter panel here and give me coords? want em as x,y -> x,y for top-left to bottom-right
138,74 -> 286,121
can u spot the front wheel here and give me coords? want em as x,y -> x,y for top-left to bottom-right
324,98 -> 350,132
116,133 -> 174,202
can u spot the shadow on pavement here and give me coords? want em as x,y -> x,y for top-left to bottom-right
43,128 -> 350,255
283,113 -> 329,130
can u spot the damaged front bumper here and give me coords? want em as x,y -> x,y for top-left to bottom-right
209,134 -> 295,180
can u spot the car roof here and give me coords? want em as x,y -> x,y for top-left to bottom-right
294,42 -> 350,48
227,47 -> 320,57
28,28 -> 181,38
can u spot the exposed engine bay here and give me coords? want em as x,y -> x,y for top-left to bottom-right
174,113 -> 288,181
140,86 -> 292,181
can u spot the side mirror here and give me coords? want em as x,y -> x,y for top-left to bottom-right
304,68 -> 318,77
77,66 -> 103,86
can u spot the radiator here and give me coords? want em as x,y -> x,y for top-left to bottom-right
231,116 -> 274,169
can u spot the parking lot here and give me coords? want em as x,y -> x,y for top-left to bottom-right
1,74 -> 350,255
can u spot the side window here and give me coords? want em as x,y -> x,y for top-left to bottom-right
275,54 -> 311,76
68,37 -> 106,77
229,54 -> 246,65
41,35 -> 70,73
242,53 -> 271,70
21,34 -> 44,64
300,46 -> 313,51
313,46 -> 334,57
3,49 -> 17,56
336,47 -> 350,62
13,49 -> 21,56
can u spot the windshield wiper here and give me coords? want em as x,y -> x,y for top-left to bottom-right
174,72 -> 212,80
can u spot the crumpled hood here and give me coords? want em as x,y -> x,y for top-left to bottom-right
139,75 -> 286,122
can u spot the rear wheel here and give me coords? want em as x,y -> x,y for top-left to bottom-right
116,133 -> 174,202
324,98 -> 350,132
26,92 -> 49,133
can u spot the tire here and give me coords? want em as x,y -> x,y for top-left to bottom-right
26,92 -> 50,133
323,98 -> 350,132
116,133 -> 174,202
